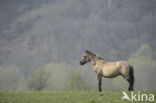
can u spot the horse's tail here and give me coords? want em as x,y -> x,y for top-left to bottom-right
129,65 -> 135,85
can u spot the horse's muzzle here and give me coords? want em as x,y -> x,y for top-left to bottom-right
80,61 -> 85,65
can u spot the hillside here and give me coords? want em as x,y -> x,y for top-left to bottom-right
0,0 -> 156,68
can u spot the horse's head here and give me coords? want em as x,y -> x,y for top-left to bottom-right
80,50 -> 91,65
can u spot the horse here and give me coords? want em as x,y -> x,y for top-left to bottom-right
80,50 -> 134,92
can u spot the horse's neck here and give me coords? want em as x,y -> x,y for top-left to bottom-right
90,58 -> 107,66
90,59 -> 96,66
90,57 -> 99,66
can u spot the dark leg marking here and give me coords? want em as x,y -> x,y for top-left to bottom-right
98,75 -> 102,92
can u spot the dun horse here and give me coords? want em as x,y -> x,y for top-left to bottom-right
80,50 -> 134,92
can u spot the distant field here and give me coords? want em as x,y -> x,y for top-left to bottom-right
0,91 -> 155,103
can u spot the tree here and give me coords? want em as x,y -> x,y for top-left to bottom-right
66,72 -> 87,91
27,67 -> 49,91
128,44 -> 156,90
0,64 -> 21,90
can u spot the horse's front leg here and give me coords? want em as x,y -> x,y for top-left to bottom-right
98,75 -> 102,92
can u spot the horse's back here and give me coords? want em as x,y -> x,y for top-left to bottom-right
101,60 -> 130,78
117,61 -> 129,67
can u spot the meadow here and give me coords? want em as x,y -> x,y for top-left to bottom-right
0,91 -> 155,103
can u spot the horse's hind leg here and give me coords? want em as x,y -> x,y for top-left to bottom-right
122,68 -> 134,91
128,78 -> 134,91
128,66 -> 135,91
123,76 -> 134,91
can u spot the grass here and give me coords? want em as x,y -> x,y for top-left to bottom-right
0,91 -> 155,103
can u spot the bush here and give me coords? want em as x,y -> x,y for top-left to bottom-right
128,44 -> 156,91
0,64 -> 22,90
66,72 -> 87,90
27,67 -> 49,91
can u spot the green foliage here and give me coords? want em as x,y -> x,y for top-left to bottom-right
130,44 -> 153,59
0,65 -> 21,90
128,44 -> 156,90
26,63 -> 96,91
27,67 -> 49,91
44,63 -> 72,91
66,72 -> 87,90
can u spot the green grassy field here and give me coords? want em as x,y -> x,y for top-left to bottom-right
0,91 -> 155,103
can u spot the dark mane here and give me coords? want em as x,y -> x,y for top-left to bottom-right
87,50 -> 108,62
87,50 -> 102,59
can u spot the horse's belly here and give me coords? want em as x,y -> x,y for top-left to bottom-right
102,66 -> 121,78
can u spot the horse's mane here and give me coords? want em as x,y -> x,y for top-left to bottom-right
87,50 -> 103,60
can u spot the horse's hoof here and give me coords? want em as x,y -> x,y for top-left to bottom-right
99,94 -> 103,96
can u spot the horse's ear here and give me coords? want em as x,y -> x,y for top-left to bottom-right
85,50 -> 89,54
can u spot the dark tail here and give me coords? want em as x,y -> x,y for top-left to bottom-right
129,65 -> 135,91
